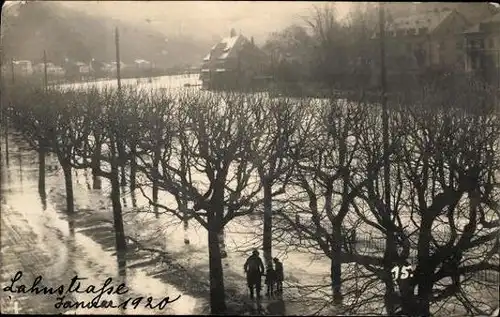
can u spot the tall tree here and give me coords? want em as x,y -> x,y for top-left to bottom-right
135,91 -> 285,314
276,97 -> 381,304
248,96 -> 308,265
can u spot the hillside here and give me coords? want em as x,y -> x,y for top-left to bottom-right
0,1 -> 211,68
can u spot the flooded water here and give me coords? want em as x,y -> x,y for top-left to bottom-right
2,73 -> 497,316
56,74 -> 202,92
0,132 -> 203,315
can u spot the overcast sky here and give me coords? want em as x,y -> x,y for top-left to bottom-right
56,1 -> 353,42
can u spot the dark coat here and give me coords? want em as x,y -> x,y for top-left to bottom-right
265,267 -> 277,285
274,261 -> 284,281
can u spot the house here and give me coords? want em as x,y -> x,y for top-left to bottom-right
464,12 -> 500,86
12,60 -> 33,76
134,59 -> 152,70
33,62 -> 52,73
200,29 -> 270,90
90,59 -> 106,74
109,61 -> 128,74
76,61 -> 90,74
386,3 -> 498,26
414,3 -> 498,26
384,8 -> 470,72
32,62 -> 65,77
370,7 -> 472,90
63,60 -> 90,78
47,65 -> 66,77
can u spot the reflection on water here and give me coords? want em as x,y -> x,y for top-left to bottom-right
1,132 -> 201,315
39,190 -> 47,211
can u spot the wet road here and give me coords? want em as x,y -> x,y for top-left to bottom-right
0,132 -> 202,315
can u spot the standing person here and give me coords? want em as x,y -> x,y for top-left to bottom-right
265,262 -> 277,298
244,249 -> 265,299
273,257 -> 284,295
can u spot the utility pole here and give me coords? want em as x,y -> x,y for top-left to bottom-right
497,49 -> 499,90
43,50 -> 48,90
149,60 -> 153,83
10,58 -> 15,84
379,3 -> 390,219
379,2 -> 397,315
115,27 -> 122,92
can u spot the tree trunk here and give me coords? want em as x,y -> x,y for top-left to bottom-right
131,190 -> 137,208
111,169 -> 127,253
4,121 -> 9,166
92,144 -> 102,189
183,212 -> 190,245
118,140 -> 127,186
415,219 -> 433,316
208,215 -> 226,314
62,162 -> 74,214
17,148 -> 23,177
331,223 -> 343,305
152,147 -> 160,219
129,143 -> 137,191
219,229 -> 227,258
110,139 -> 127,257
263,179 -> 273,266
38,147 -> 46,196
383,232 -> 398,315
399,280 -> 418,315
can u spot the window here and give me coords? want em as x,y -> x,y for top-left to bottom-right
488,38 -> 495,49
479,40 -> 485,49
407,28 -> 416,36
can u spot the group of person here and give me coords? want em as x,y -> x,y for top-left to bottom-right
244,250 -> 284,300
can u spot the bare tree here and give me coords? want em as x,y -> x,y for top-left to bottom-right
248,95 -> 308,265
43,88 -> 89,214
396,104 -> 498,315
135,91 -> 288,314
275,97 -> 384,305
351,92 -> 500,315
67,87 -> 129,273
304,3 -> 348,87
7,85 -> 53,199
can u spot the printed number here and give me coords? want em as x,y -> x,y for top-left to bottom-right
391,265 -> 413,281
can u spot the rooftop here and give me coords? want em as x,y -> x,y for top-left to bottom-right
203,34 -> 246,62
464,11 -> 500,34
387,10 -> 454,33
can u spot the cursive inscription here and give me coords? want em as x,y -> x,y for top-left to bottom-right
3,271 -> 181,311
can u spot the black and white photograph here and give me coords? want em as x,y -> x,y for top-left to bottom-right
0,1 -> 499,315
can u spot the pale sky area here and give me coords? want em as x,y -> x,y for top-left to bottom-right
58,1 -> 353,41
4,1 -> 353,43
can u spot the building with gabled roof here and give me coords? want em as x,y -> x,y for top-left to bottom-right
464,12 -> 500,87
372,8 -> 470,76
200,29 -> 270,90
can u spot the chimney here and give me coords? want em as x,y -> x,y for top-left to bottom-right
251,36 -> 254,45
230,28 -> 236,37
